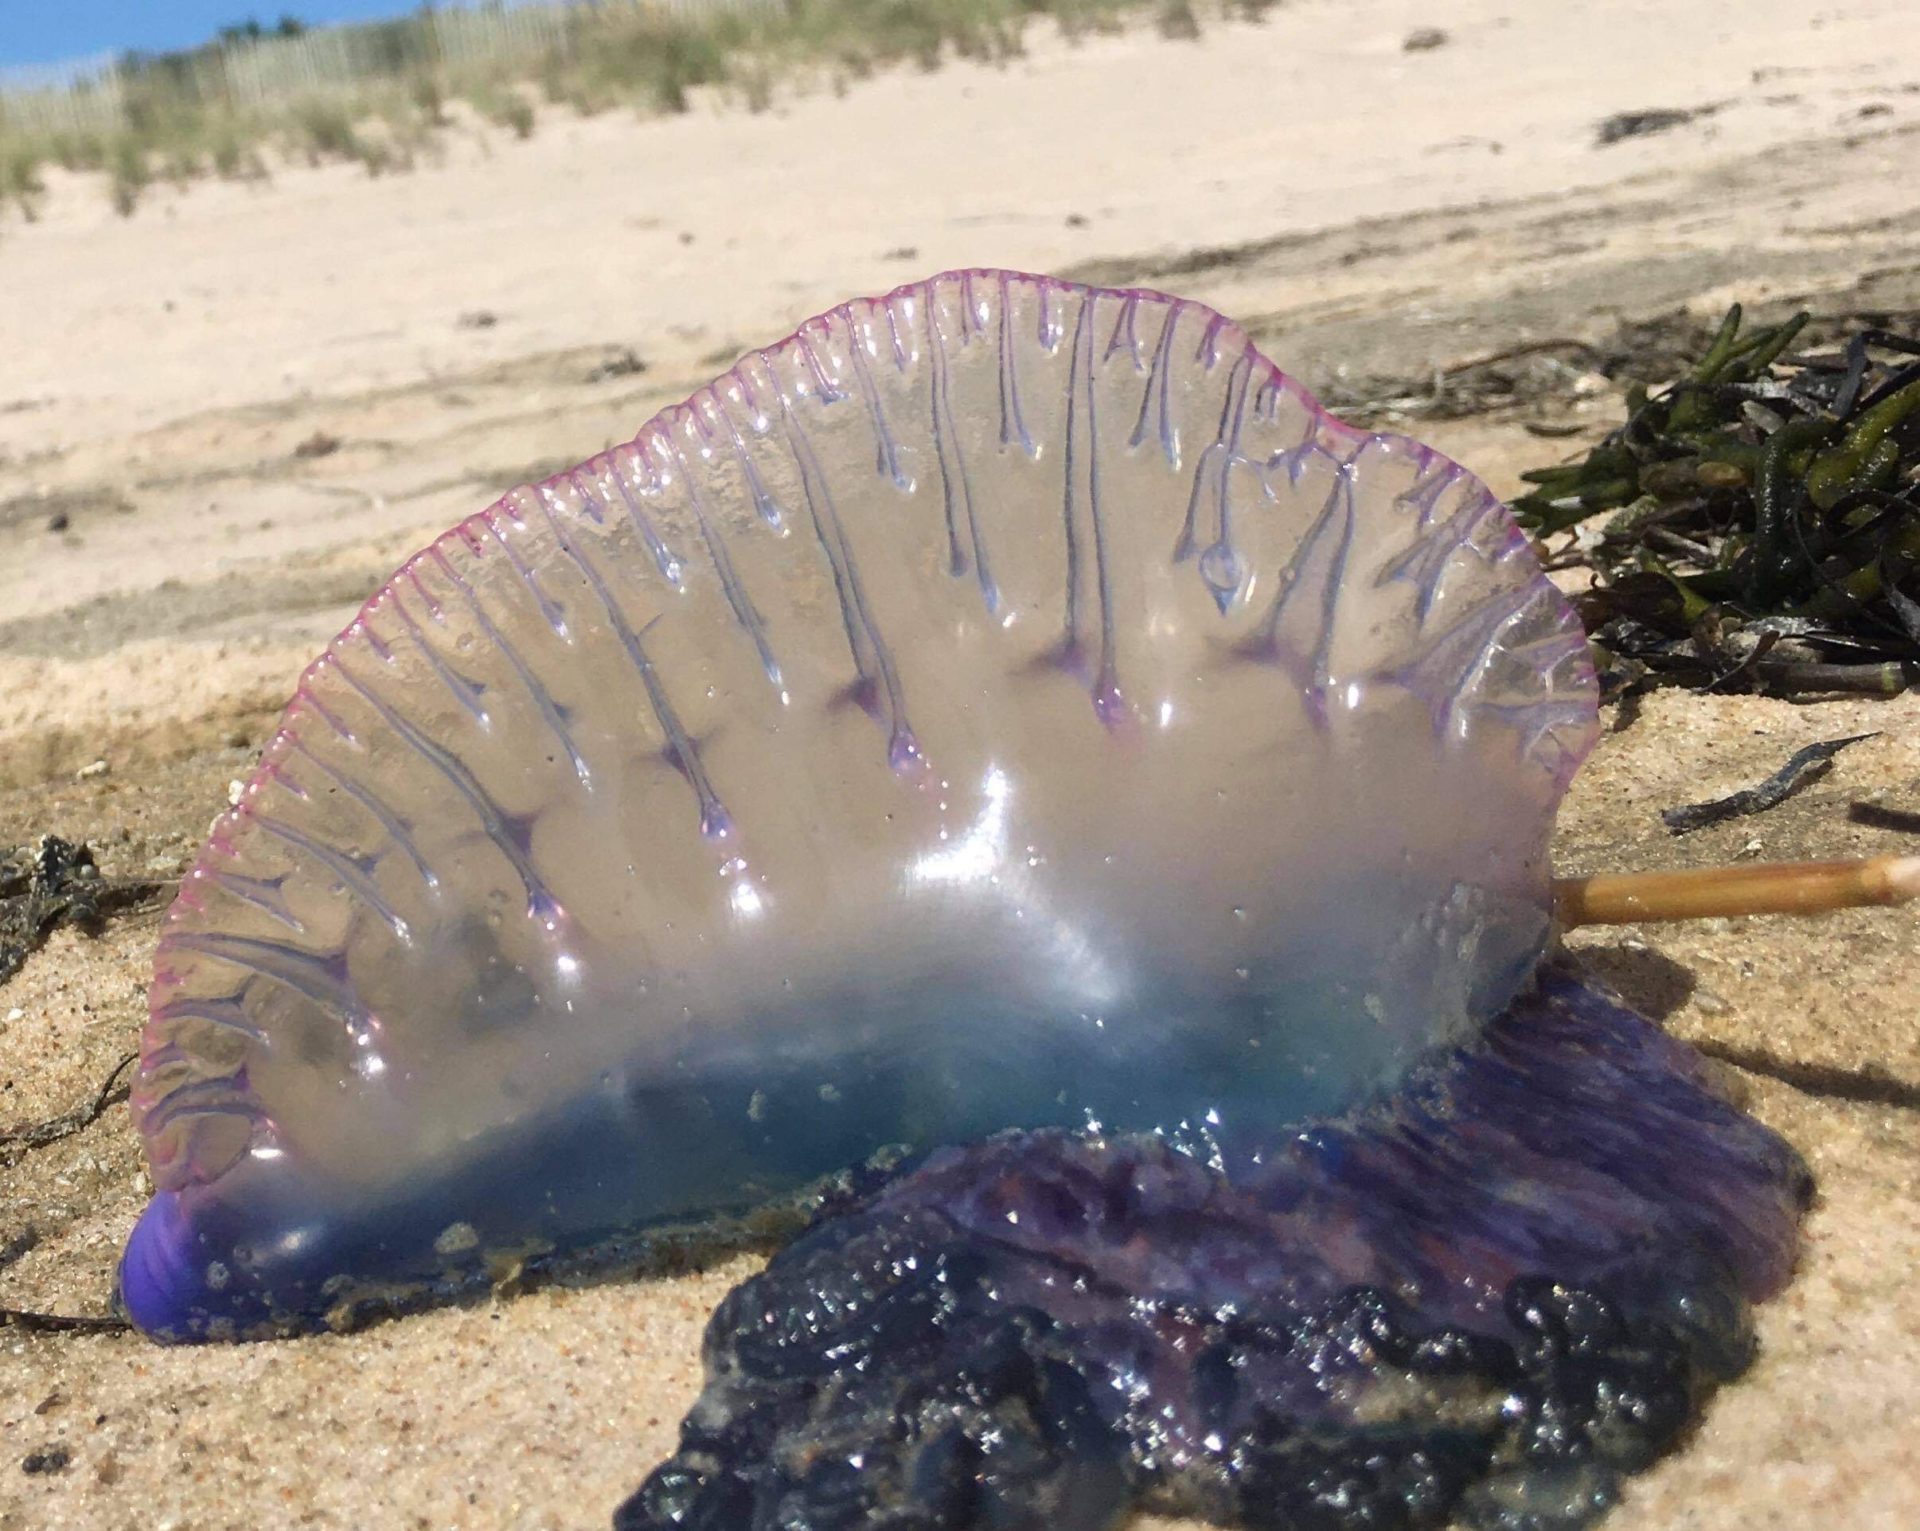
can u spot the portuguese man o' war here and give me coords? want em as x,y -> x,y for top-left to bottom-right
120,271 -> 1810,1530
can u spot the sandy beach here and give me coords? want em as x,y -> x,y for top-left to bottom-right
2,1 -> 1917,1526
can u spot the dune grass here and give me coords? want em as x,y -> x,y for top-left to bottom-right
0,0 -> 1239,219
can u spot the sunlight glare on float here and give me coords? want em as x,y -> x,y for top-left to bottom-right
911,766 -> 1012,886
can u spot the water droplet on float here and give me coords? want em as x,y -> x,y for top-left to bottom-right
1198,542 -> 1243,611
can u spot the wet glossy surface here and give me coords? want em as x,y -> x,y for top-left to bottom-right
627,963 -> 1810,1531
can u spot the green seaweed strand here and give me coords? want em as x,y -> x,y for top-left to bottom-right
1806,377 -> 1920,509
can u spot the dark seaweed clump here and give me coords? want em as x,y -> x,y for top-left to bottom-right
621,965 -> 1810,1531
0,836 -> 126,986
1511,309 -> 1920,696
0,834 -> 167,988
0,835 -> 107,986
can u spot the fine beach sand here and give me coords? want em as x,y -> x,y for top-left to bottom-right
2,2 -> 1917,1527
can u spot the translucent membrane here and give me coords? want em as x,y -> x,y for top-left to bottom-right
122,270 -> 1597,1339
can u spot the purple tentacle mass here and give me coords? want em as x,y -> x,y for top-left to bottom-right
623,963 -> 1808,1531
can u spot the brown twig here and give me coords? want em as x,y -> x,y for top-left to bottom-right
1751,659 -> 1916,695
0,1306 -> 130,1335
0,1053 -> 138,1158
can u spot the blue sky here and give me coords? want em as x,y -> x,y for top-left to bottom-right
1,2 -> 463,71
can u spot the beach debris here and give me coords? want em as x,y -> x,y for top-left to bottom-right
112,271 -> 1812,1531
1323,336 -> 1607,423
584,348 -> 649,383
1322,308 -> 1840,434
1,838 -> 104,986
19,1446 -> 72,1474
0,486 -> 135,533
1,1053 -> 137,1160
1594,106 -> 1707,146
292,429 -> 341,459
1515,306 -> 1920,694
1403,26 -> 1449,51
1661,733 -> 1878,834
0,1306 -> 130,1336
0,836 -> 169,987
